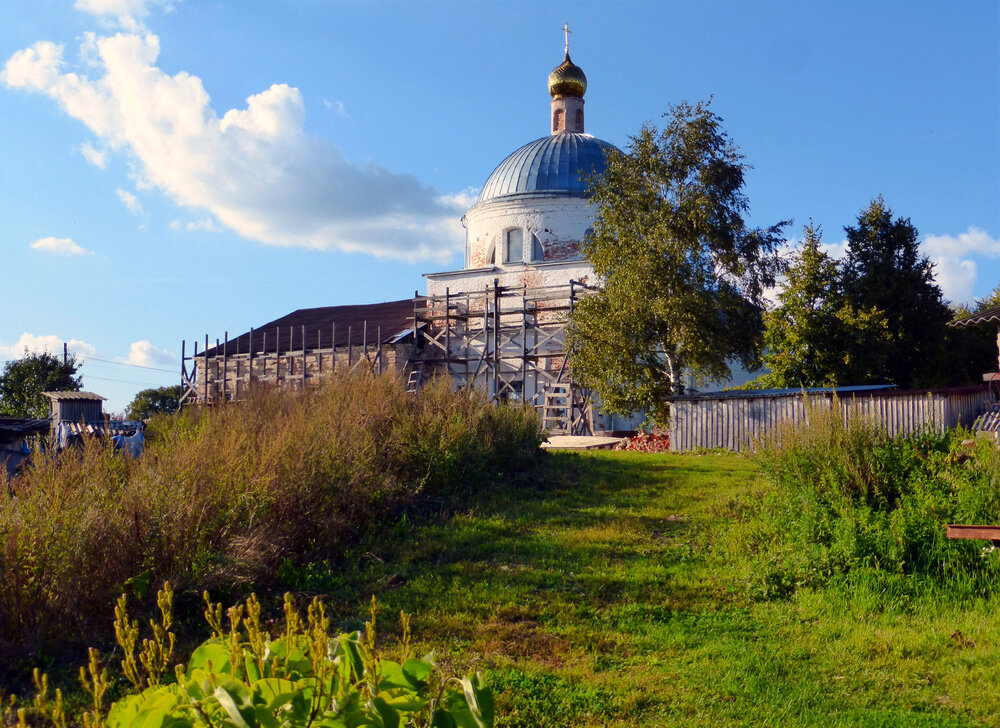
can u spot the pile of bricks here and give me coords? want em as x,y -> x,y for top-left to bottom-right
613,430 -> 670,453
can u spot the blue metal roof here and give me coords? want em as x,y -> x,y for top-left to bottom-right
477,132 -> 618,204
668,385 -> 897,402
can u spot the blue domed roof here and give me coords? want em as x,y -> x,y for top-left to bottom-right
477,132 -> 618,204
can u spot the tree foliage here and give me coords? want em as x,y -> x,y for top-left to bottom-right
125,385 -> 182,420
0,349 -> 82,418
841,196 -> 952,387
567,100 -> 785,423
749,223 -> 890,388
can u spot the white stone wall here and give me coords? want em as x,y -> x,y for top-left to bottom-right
463,194 -> 596,270
425,259 -> 594,298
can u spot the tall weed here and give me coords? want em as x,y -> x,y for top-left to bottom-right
0,374 -> 544,662
750,401 -> 1000,602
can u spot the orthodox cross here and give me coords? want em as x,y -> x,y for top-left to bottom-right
562,23 -> 571,55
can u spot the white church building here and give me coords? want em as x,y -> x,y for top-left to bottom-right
182,47 -> 640,434
425,49 -> 616,297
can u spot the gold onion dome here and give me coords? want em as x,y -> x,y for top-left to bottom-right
548,53 -> 587,99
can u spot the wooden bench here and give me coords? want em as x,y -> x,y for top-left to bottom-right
946,524 -> 1000,547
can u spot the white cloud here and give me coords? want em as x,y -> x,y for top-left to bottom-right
2,27 -> 464,263
29,236 -> 91,255
323,99 -> 349,117
116,187 -> 143,213
921,227 -> 1000,305
118,340 -> 175,367
80,140 -> 108,167
820,239 -> 848,260
930,256 -> 978,305
922,227 -> 1000,260
73,0 -> 174,32
0,333 -> 97,360
170,217 -> 222,232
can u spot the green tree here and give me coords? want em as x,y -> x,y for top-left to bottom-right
567,100 -> 786,423
0,349 -> 82,418
841,196 -> 951,387
749,223 -> 890,388
125,385 -> 182,420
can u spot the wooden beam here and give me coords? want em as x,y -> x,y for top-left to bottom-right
946,524 -> 1000,542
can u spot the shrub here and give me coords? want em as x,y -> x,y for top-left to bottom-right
0,373 -> 544,662
750,400 -> 1000,601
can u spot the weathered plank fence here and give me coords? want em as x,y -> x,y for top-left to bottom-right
668,385 -> 993,452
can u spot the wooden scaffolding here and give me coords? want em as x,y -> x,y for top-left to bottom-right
409,279 -> 596,435
178,284 -> 597,435
179,322 -> 407,408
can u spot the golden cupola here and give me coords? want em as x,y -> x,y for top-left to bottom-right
547,54 -> 587,99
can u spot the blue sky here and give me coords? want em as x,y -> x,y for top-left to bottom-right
1,0 -> 998,413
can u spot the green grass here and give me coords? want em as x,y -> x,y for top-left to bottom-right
299,451 -> 1000,727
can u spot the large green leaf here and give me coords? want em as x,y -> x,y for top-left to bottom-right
251,677 -> 298,711
186,640 -> 232,677
213,681 -> 255,728
130,688 -> 186,728
401,659 -> 433,685
376,688 -> 427,713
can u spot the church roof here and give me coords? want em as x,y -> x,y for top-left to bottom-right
201,299 -> 415,357
476,132 -> 617,205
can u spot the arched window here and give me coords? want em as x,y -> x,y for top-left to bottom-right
505,228 -> 523,263
552,109 -> 564,133
575,108 -> 583,131
531,235 -> 544,262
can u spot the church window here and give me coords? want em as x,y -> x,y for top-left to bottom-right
552,109 -> 564,133
505,228 -> 523,263
531,234 -> 544,262
575,109 -> 583,130
485,239 -> 496,265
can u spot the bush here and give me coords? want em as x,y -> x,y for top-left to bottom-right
750,401 -> 1000,601
0,374 -> 544,661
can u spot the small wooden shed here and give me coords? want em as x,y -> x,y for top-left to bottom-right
44,391 -> 106,425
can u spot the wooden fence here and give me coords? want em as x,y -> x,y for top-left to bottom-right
668,386 -> 993,452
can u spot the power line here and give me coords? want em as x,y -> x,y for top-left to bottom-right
77,355 -> 177,374
83,374 -> 178,387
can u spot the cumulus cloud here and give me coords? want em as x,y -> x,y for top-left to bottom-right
74,0 -> 174,32
29,236 -> 91,255
116,187 -> 142,213
820,239 -> 849,260
119,340 -> 175,367
0,333 -> 97,360
921,227 -> 1000,305
930,256 -> 978,306
1,25 -> 464,262
922,227 -> 1000,260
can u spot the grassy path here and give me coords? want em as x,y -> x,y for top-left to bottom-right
315,451 -> 996,727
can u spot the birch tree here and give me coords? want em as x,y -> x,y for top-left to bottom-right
567,100 -> 786,423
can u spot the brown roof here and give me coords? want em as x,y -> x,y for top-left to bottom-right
0,417 -> 50,441
43,391 -> 106,401
201,298 -> 419,358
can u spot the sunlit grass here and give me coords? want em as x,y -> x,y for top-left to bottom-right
304,450 -> 998,727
